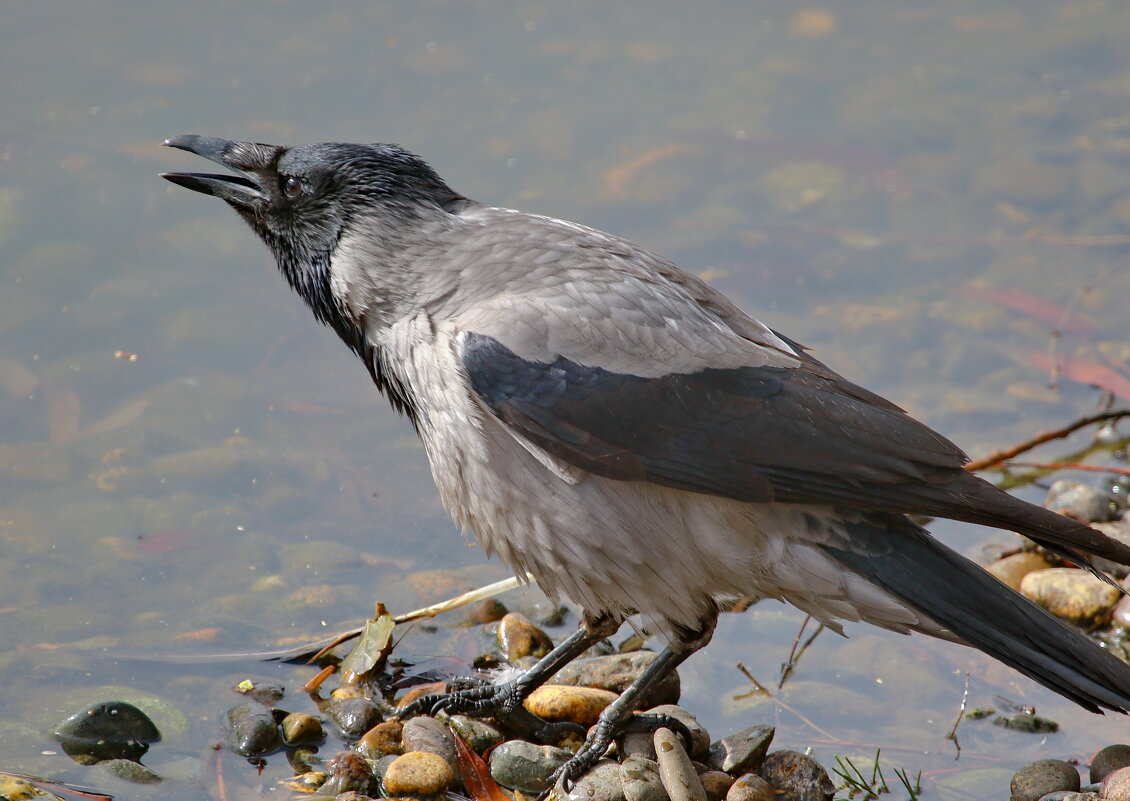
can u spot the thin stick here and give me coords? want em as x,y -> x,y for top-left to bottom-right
393,574 -> 534,624
964,409 -> 1130,472
736,661 -> 772,695
1000,461 -> 1130,476
946,673 -> 969,759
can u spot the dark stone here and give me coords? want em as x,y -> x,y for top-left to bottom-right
1009,758 -> 1080,801
52,701 -> 161,764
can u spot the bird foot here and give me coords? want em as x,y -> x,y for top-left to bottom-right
548,711 -> 693,791
398,675 -> 584,744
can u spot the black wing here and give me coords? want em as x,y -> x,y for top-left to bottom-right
461,331 -> 1130,566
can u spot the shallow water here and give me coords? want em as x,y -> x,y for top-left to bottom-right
3,2 -> 1130,799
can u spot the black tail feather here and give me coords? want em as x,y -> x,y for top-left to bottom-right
824,513 -> 1130,714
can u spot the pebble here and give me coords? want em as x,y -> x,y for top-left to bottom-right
397,680 -> 447,710
467,598 -> 509,624
223,701 -> 281,757
1105,766 -> 1130,801
356,719 -> 403,760
644,704 -> 710,758
234,679 -> 286,705
1009,758 -> 1080,801
1037,792 -> 1099,800
488,739 -> 571,793
554,651 -> 681,707
620,756 -> 667,801
52,700 -> 162,764
758,750 -> 834,801
1045,480 -> 1118,523
327,696 -> 383,739
725,773 -> 775,801
1091,743 -> 1130,783
698,770 -> 735,801
1113,594 -> 1130,628
94,759 -> 162,784
370,753 -> 399,788
280,712 -> 324,746
992,713 -> 1058,733
383,751 -> 454,798
525,684 -> 618,726
655,726 -> 707,801
560,759 -> 625,801
437,711 -> 504,753
282,772 -> 326,793
706,726 -> 775,776
497,611 -> 554,660
401,715 -> 458,771
986,551 -> 1054,590
1018,568 -> 1120,627
321,750 -> 379,797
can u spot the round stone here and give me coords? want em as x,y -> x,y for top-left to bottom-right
383,751 -> 454,797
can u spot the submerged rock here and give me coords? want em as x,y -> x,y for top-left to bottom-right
52,701 -> 161,764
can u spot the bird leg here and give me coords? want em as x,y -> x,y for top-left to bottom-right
398,612 -> 621,743
549,615 -> 716,790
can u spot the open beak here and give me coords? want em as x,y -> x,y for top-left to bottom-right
160,135 -> 267,208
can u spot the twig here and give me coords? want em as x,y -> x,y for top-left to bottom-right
946,673 -> 969,759
779,616 -> 825,689
964,409 -> 1130,472
999,461 -> 1130,476
270,573 -> 535,663
735,662 -> 839,741
736,661 -> 772,695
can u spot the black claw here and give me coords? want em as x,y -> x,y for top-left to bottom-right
620,712 -> 693,746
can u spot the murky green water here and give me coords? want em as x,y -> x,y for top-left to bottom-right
3,2 -> 1130,799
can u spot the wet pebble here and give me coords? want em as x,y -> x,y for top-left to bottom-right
560,759 -> 625,801
986,551 -> 1054,591
224,701 -> 281,757
94,759 -> 162,784
280,712 -> 324,746
437,711 -> 504,752
1045,480 -> 1118,523
467,598 -> 509,624
383,751 -> 454,798
401,715 -> 458,771
699,770 -> 735,801
52,700 -> 162,764
758,750 -> 834,801
642,704 -> 710,758
328,696 -> 383,739
993,713 -> 1059,734
1091,743 -> 1130,783
370,753 -> 399,787
282,771 -> 326,793
1018,568 -> 1119,627
321,750 -> 379,797
497,611 -> 554,660
1009,758 -> 1080,801
525,684 -> 617,726
655,726 -> 707,801
234,679 -> 286,705
725,773 -> 775,801
357,719 -> 403,760
488,739 -> 571,793
620,755 -> 667,801
554,651 -> 681,707
1112,594 -> 1130,628
706,725 -> 775,776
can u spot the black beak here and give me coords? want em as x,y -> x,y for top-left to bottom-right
161,135 -> 266,207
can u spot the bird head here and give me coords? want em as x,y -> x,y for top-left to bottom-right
161,135 -> 464,350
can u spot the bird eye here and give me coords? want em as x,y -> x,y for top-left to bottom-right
282,176 -> 303,199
